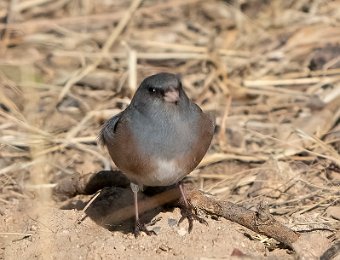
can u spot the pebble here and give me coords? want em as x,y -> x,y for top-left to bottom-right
177,227 -> 187,236
326,206 -> 340,220
168,218 -> 177,227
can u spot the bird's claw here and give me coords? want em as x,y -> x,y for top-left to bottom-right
178,207 -> 207,233
134,221 -> 156,237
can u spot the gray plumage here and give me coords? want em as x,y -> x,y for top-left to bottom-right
99,73 -> 214,187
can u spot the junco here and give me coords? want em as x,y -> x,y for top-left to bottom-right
99,73 -> 214,236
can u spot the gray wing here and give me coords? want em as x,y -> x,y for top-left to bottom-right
98,112 -> 122,146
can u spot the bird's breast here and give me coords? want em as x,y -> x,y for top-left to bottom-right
145,158 -> 185,186
110,105 -> 213,187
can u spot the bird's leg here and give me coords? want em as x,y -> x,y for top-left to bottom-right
130,182 -> 155,237
130,182 -> 140,226
178,183 -> 207,232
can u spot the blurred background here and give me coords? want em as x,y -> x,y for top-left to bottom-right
0,0 -> 339,258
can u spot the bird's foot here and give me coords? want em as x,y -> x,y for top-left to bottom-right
134,220 -> 157,237
178,206 -> 208,233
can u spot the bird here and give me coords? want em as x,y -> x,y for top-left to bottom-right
99,72 -> 214,236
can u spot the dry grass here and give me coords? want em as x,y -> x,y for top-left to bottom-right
0,0 -> 339,240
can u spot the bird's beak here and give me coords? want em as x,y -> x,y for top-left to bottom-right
164,88 -> 179,103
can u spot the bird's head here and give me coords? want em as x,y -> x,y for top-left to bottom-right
132,73 -> 189,111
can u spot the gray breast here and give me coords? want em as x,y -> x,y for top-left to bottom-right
128,104 -> 200,160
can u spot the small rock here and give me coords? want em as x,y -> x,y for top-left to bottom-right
159,244 -> 171,252
325,206 -> 340,220
151,226 -> 161,235
292,233 -> 330,259
30,225 -> 38,231
177,227 -> 187,236
168,218 -> 177,227
231,248 -> 247,257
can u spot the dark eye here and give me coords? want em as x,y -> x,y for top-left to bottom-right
148,87 -> 156,93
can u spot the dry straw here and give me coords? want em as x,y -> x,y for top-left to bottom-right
0,0 -> 339,249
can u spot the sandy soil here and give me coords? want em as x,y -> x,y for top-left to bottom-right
0,161 -> 337,260
1,195 -> 296,260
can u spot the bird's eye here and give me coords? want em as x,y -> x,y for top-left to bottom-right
148,87 -> 156,93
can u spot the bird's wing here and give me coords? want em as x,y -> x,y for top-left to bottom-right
98,112 -> 122,146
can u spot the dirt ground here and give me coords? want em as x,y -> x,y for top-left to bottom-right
1,0 -> 340,259
1,199 -> 293,259
0,190 -> 297,260
0,164 -> 336,260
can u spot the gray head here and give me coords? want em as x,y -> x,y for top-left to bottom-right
131,73 -> 190,112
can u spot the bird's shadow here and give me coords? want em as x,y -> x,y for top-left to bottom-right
60,170 -> 181,234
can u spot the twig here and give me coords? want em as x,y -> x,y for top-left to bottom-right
185,186 -> 300,247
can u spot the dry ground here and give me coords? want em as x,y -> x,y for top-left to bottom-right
0,0 -> 340,259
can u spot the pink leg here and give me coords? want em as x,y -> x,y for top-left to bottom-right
178,183 -> 207,232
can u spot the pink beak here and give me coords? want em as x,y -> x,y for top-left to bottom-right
164,88 -> 179,103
